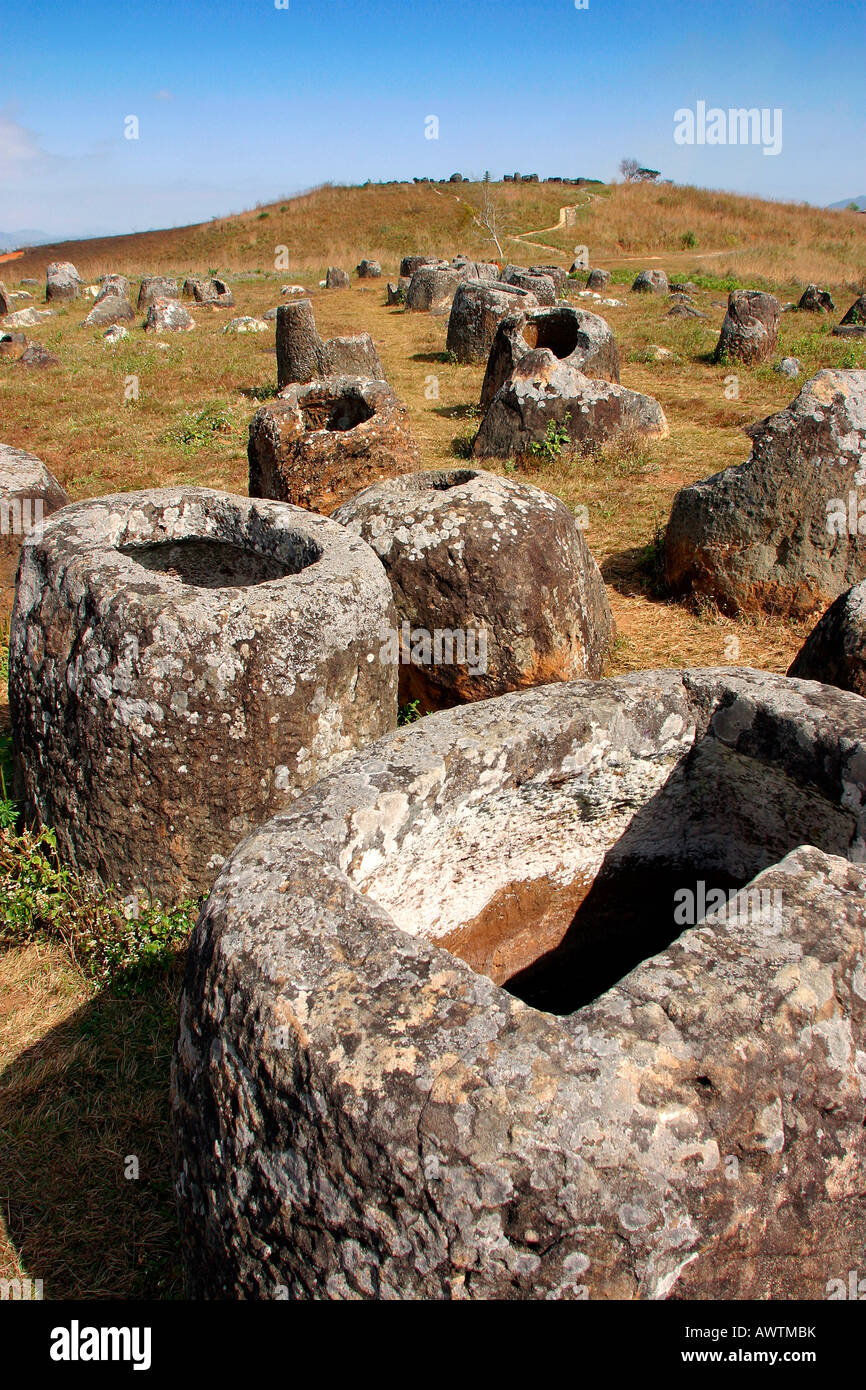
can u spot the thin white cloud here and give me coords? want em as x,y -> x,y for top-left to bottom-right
152,89 -> 174,101
0,112 -> 45,166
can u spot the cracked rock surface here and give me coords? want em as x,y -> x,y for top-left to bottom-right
474,348 -> 667,458
788,578 -> 866,694
666,370 -> 866,617
9,486 -> 397,899
332,467 -> 613,707
249,377 -> 420,514
173,668 -> 866,1299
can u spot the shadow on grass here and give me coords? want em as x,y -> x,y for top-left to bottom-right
0,955 -> 187,1300
410,351 -> 453,364
602,538 -> 670,600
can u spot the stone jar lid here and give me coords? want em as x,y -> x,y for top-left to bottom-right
174,667 -> 866,1299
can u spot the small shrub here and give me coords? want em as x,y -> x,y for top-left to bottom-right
637,520 -> 669,597
398,699 -> 423,726
530,413 -> 572,463
452,428 -> 476,460
680,230 -> 697,249
163,402 -> 233,452
0,820 -> 197,992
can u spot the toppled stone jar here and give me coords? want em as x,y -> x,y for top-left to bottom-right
9,487 -> 397,900
173,668 -> 866,1299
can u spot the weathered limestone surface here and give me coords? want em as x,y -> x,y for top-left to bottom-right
275,299 -> 383,389
333,468 -> 614,706
95,275 -> 131,304
144,298 -> 195,333
445,279 -> 538,364
502,265 -> 557,305
714,290 -> 781,363
0,443 -> 69,598
173,668 -> 866,1300
137,276 -> 180,310
666,370 -> 866,617
474,350 -> 667,458
788,579 -> 866,695
586,268 -> 611,290
631,269 -> 668,295
183,277 -> 235,308
480,304 -> 621,410
249,377 -> 420,513
9,487 -> 397,899
404,266 -> 465,314
45,261 -> 81,302
81,296 -> 136,328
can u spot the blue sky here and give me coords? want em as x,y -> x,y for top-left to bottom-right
1,0 -> 863,239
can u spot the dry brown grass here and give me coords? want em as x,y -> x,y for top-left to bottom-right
2,180 -> 866,1298
11,178 -> 866,292
0,942 -> 184,1298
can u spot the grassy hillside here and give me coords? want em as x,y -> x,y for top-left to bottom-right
10,178 -> 866,291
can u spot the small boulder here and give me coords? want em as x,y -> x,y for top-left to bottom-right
586,268 -> 611,291
714,289 -> 781,364
3,306 -> 53,329
325,267 -> 350,289
191,277 -> 234,307
332,469 -> 614,707
840,294 -> 866,326
95,274 -> 130,304
144,298 -> 195,333
137,276 -> 179,310
18,343 -> 60,368
788,580 -> 866,696
46,261 -> 81,302
224,316 -> 268,333
631,269 -> 669,295
356,259 -> 382,279
103,325 -> 129,346
774,356 -> 802,378
82,296 -> 136,328
798,284 -> 835,313
833,324 -> 866,339
667,301 -> 704,318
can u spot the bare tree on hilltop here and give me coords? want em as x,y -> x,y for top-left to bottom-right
619,157 -> 661,184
